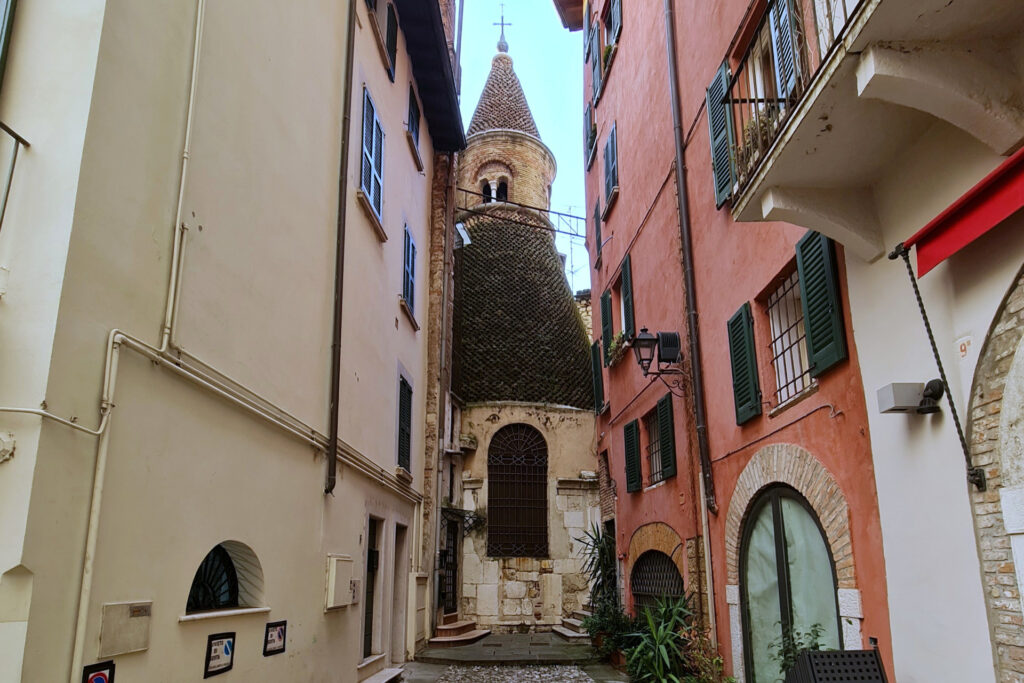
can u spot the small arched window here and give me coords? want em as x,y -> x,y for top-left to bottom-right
481,181 -> 492,203
630,550 -> 685,612
487,424 -> 548,558
496,181 -> 508,202
186,541 -> 264,614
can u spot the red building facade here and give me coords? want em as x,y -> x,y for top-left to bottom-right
556,1 -> 894,679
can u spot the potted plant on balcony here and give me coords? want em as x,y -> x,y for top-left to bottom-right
607,332 -> 630,366
735,109 -> 777,186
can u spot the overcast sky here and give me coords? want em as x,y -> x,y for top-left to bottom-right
456,0 -> 590,292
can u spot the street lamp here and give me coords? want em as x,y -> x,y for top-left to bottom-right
632,327 -> 658,375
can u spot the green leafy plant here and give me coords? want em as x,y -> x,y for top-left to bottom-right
582,599 -> 640,659
607,331 -> 630,365
625,595 -> 694,682
576,523 -> 617,607
768,622 -> 825,681
603,44 -> 614,70
680,626 -> 737,683
587,123 -> 597,153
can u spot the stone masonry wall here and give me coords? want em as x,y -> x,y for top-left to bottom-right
456,130 -> 556,211
969,266 -> 1024,683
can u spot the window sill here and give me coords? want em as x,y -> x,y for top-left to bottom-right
358,653 -> 386,670
395,467 -> 413,484
593,252 -> 602,271
644,479 -> 667,492
178,606 -> 271,623
356,190 -> 388,242
367,9 -> 396,82
595,400 -> 610,416
768,382 -> 819,418
406,130 -> 424,172
602,187 -> 619,221
601,43 -> 619,89
399,296 -> 420,331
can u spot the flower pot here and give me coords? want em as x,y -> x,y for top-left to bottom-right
610,649 -> 627,670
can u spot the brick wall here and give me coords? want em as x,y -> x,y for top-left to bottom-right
456,130 -> 556,211
969,267 -> 1024,682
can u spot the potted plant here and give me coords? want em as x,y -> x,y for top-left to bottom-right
606,331 -> 630,366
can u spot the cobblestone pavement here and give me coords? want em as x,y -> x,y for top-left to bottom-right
434,664 -> 596,682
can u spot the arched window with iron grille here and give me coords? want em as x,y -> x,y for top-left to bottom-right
187,544 -> 239,613
630,550 -> 685,611
487,424 -> 548,558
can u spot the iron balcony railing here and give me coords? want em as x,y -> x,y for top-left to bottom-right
0,121 -> 28,238
727,0 -> 861,195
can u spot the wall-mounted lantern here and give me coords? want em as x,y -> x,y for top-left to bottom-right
632,327 -> 683,377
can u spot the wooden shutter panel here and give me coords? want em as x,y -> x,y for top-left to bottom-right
408,87 -> 420,144
361,91 -> 374,196
603,136 -> 613,201
624,420 -> 641,492
591,38 -> 601,101
593,202 -> 602,258
601,290 -> 613,366
796,231 -> 847,377
609,124 -> 618,190
398,379 -> 412,471
612,0 -> 622,42
372,119 -> 384,216
621,254 -> 635,339
0,0 -> 16,95
590,341 -> 605,413
728,302 -> 762,424
403,228 -> 415,314
706,62 -> 734,208
656,393 -> 676,479
769,0 -> 797,99
385,4 -> 398,81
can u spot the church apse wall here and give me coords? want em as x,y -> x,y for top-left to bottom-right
458,402 -> 599,631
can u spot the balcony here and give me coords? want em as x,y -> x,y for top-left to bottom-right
726,0 -> 1024,261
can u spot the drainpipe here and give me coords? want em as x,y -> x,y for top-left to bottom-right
326,0 -> 358,494
663,0 -> 718,640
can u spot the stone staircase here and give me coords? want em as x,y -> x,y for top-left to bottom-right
553,604 -> 593,642
426,612 -> 491,648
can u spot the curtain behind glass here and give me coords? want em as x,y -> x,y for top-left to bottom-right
781,497 -> 841,650
745,501 -> 783,683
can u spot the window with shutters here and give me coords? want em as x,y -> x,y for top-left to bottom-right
642,393 -> 677,486
397,377 -> 412,472
401,226 -> 417,324
603,0 -> 622,47
487,424 -> 549,557
585,104 -> 597,168
590,341 -> 605,414
728,302 -> 762,425
600,254 -> 635,366
643,410 -> 663,484
602,123 -> 619,216
359,89 -> 386,233
623,419 -> 642,493
706,63 -> 735,208
407,87 -> 420,145
365,1 -> 399,82
591,201 -> 602,267
590,25 -> 602,104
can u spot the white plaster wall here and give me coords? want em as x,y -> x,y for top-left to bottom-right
846,119 -> 1024,683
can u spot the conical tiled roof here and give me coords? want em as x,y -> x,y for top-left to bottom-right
467,54 -> 541,139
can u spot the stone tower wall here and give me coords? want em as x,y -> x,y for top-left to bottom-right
457,130 -> 557,210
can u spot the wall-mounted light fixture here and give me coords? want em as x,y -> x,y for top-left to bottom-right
632,327 -> 683,377
877,379 -> 944,415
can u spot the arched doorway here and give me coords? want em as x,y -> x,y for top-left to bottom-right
740,486 -> 842,683
486,423 -> 549,558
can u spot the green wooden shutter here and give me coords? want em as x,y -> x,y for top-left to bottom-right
593,202 -> 602,259
403,227 -> 415,314
601,290 -> 613,366
0,0 -> 15,96
385,4 -> 398,81
398,378 -> 412,471
706,62 -> 734,208
408,87 -> 420,144
621,254 -> 635,339
769,0 -> 797,98
657,393 -> 676,479
611,0 -> 622,42
728,302 -> 761,425
591,33 -> 601,101
624,419 -> 641,492
361,90 -> 374,197
603,135 -> 613,201
609,124 -> 619,191
591,341 -> 605,413
796,231 -> 847,377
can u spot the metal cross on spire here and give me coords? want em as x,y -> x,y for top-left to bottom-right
495,3 -> 511,53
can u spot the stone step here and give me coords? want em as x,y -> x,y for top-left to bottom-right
552,625 -> 591,642
435,619 -> 477,637
442,612 -> 459,625
426,628 -> 491,648
360,668 -> 403,683
573,609 -> 593,621
562,617 -> 586,634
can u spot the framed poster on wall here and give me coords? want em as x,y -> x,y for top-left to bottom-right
204,632 -> 235,678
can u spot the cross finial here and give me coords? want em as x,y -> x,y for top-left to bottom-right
494,3 -> 511,53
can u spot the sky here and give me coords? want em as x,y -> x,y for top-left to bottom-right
455,0 -> 591,292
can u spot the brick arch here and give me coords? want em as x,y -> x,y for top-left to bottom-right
475,160 -> 514,184
627,522 -> 687,583
724,443 -> 854,588
966,265 -> 1024,681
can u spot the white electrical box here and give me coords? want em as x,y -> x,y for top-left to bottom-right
877,382 -> 924,413
326,554 -> 354,609
99,601 -> 152,657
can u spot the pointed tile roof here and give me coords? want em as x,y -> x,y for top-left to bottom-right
467,54 -> 541,139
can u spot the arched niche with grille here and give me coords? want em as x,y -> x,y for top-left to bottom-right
487,423 -> 549,558
630,550 -> 686,611
186,540 -> 265,614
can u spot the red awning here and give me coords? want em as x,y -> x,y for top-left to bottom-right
905,146 -> 1024,276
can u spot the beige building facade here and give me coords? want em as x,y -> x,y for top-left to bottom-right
0,1 -> 463,682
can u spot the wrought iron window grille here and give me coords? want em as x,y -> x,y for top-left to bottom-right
766,270 -> 814,406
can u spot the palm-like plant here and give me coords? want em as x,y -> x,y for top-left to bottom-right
576,523 -> 618,607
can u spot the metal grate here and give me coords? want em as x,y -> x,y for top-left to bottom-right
767,270 -> 813,405
644,411 -> 664,485
487,424 -> 549,558
186,545 -> 239,613
630,550 -> 685,611
785,649 -> 888,683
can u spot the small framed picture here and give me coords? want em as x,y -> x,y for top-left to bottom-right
82,661 -> 115,683
204,632 -> 235,678
263,620 -> 287,656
